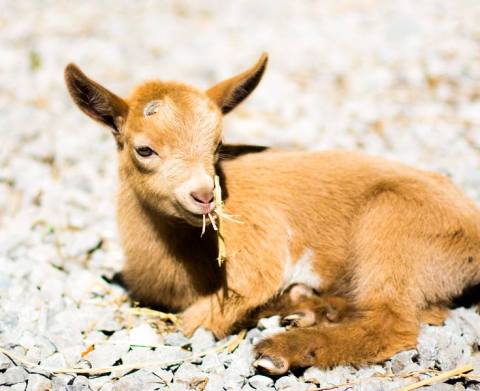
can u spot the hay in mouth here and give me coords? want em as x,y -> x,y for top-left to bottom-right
200,175 -> 243,266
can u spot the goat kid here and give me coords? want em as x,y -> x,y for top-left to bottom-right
65,54 -> 480,375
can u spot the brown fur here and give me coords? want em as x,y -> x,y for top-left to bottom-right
64,54 -> 480,375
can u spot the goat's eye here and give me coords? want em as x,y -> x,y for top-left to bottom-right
135,146 -> 155,158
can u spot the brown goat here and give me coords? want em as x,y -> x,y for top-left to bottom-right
65,54 -> 480,375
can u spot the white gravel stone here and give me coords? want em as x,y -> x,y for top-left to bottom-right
200,352 -> 225,374
154,345 -> 191,364
168,384 -> 190,391
0,353 -> 12,370
127,369 -> 166,389
150,368 -> 174,385
111,347 -> 157,378
51,374 -> 75,389
40,352 -> 67,369
111,375 -> 145,391
3,366 -> 28,385
303,365 -> 355,385
203,373 -> 225,391
120,347 -> 158,365
276,375 -> 316,391
82,343 -> 130,368
33,337 -> 57,359
224,340 -> 255,378
473,353 -> 480,374
351,379 -> 390,391
355,364 -> 387,379
27,375 -> 53,391
189,328 -> 216,353
24,347 -> 42,365
390,350 -> 420,374
257,316 -> 281,330
9,383 -> 27,391
424,385 -> 456,391
163,332 -> 190,347
224,373 -> 247,390
86,376 -> 111,390
245,328 -> 263,345
174,362 -> 209,388
248,374 -> 274,388
417,324 -> 471,370
128,324 -> 163,347
72,375 -> 91,387
259,327 -> 286,338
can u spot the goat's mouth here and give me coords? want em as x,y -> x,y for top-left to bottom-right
174,202 -> 215,227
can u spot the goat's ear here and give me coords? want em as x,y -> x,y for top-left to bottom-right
206,53 -> 268,114
64,63 -> 128,135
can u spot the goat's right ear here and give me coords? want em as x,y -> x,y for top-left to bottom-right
206,53 -> 268,115
64,64 -> 128,135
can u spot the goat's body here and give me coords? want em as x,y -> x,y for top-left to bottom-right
119,149 -> 480,343
65,57 -> 480,373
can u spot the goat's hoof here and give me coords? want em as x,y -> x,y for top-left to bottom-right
253,355 -> 289,375
281,310 -> 316,328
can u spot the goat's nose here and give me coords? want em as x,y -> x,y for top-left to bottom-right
190,190 -> 214,205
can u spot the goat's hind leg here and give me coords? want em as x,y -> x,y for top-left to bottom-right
254,305 -> 418,375
254,190 -> 429,374
254,188 -> 480,374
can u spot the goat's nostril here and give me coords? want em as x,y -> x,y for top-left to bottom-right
190,191 -> 214,205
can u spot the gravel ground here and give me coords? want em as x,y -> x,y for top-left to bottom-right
1,1 -> 480,390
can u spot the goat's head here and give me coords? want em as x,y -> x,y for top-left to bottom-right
64,54 -> 267,226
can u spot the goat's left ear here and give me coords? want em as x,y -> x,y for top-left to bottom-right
64,63 -> 128,135
206,53 -> 268,114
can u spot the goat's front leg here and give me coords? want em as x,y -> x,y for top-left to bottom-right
181,289 -> 273,338
181,261 -> 285,338
180,294 -> 230,338
181,227 -> 287,338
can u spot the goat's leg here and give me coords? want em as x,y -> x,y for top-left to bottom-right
181,291 -> 270,338
255,189 -> 480,374
181,267 -> 282,338
239,284 -> 350,328
419,305 -> 450,326
254,305 -> 418,375
280,293 -> 352,328
255,309 -> 417,375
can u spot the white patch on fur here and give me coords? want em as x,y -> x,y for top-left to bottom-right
282,248 -> 322,290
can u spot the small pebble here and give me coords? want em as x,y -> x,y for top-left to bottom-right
190,327 -> 216,353
257,316 -> 281,330
249,374 -> 274,388
3,366 -> 28,385
163,332 -> 191,347
26,374 -> 53,391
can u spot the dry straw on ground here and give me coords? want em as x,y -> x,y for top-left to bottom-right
0,329 -> 247,376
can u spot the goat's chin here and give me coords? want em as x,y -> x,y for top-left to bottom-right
173,203 -> 209,228
182,214 -> 206,228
